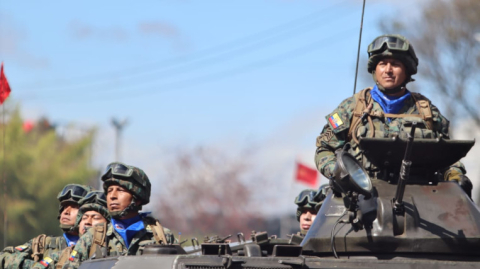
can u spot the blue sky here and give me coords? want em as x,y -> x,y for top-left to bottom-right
5,0 -> 464,214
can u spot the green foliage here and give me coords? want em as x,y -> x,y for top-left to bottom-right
0,107 -> 97,246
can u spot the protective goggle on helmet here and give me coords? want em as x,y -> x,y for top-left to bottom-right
367,35 -> 410,56
101,162 -> 148,188
57,184 -> 90,202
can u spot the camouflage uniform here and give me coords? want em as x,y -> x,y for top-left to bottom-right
64,217 -> 175,268
1,185 -> 91,269
2,236 -> 67,269
30,191 -> 110,269
1,243 -> 33,269
62,162 -> 176,269
315,34 -> 466,182
315,90 -> 465,179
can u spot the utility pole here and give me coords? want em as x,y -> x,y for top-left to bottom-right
111,118 -> 128,161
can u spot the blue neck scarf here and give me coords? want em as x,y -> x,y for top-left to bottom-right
111,214 -> 144,249
63,233 -> 79,247
370,85 -> 411,118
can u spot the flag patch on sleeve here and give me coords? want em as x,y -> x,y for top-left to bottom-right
69,250 -> 77,261
15,245 -> 28,251
328,113 -> 344,129
39,257 -> 53,267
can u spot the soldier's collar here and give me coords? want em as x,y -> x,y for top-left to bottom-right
107,223 -> 114,236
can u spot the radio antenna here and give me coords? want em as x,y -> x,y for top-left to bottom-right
353,0 -> 367,95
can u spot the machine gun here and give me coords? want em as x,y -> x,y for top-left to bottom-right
393,122 -> 417,213
302,132 -> 478,260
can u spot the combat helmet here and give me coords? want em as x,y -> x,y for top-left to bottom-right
367,34 -> 418,74
57,184 -> 92,232
75,190 -> 110,234
295,187 -> 325,221
101,162 -> 151,218
367,34 -> 419,92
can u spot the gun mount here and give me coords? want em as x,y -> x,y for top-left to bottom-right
302,137 -> 479,261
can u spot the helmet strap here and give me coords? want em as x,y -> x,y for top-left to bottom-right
372,71 -> 410,95
109,198 -> 141,219
59,223 -> 77,233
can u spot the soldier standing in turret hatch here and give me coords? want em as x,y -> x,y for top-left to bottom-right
314,34 -> 472,197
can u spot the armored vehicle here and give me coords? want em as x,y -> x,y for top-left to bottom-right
79,129 -> 480,269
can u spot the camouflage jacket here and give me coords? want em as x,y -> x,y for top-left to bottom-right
1,236 -> 67,269
315,88 -> 465,179
62,217 -> 175,269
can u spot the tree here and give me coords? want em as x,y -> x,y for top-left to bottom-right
155,146 -> 270,240
0,107 -> 97,247
378,0 -> 480,202
378,0 -> 480,127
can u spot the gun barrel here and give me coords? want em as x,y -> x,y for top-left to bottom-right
394,122 -> 417,210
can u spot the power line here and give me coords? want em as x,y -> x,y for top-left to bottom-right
34,26 -> 357,105
18,1 -> 348,93
20,5 -> 356,101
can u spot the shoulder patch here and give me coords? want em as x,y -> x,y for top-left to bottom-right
39,257 -> 53,267
15,245 -> 28,251
325,111 -> 350,134
69,250 -> 77,261
328,113 -> 344,129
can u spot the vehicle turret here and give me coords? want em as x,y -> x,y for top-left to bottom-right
302,130 -> 479,261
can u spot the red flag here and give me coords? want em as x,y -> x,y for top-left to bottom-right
23,121 -> 34,133
0,62 -> 11,105
295,162 -> 318,187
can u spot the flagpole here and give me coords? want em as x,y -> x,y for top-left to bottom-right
0,62 -> 9,248
2,104 -> 6,248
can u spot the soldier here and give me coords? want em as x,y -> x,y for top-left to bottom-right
75,191 -> 110,236
314,34 -> 472,197
0,184 -> 91,269
63,162 -> 176,269
31,190 -> 111,269
294,185 -> 327,235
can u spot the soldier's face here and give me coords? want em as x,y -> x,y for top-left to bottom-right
107,185 -> 133,212
375,58 -> 407,92
60,202 -> 79,227
79,211 -> 107,235
299,208 -> 317,232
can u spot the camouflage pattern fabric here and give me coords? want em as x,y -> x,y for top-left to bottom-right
0,239 -> 33,269
102,165 -> 151,205
315,88 -> 465,180
62,216 -> 176,269
26,204 -> 110,269
1,247 -> 17,269
75,203 -> 111,228
2,236 -> 67,269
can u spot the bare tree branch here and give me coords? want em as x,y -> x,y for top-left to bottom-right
379,0 -> 480,128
